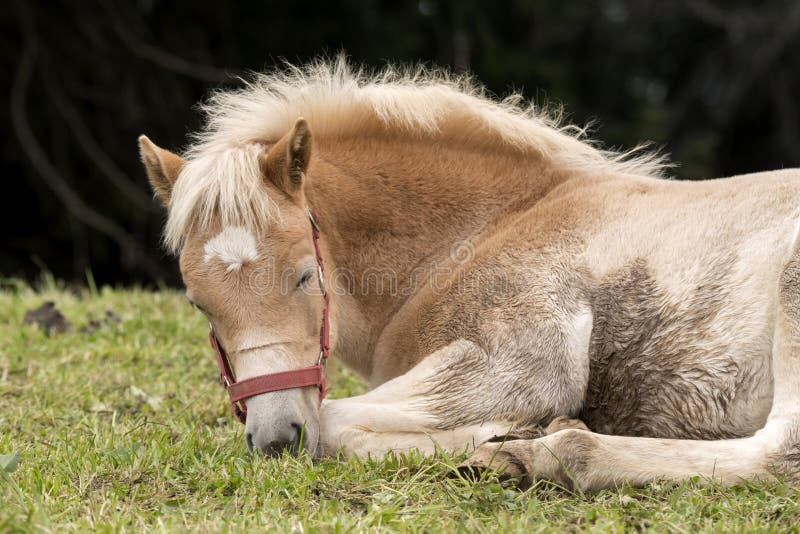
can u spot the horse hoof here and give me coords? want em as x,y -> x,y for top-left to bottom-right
458,442 -> 530,487
487,424 -> 545,442
545,416 -> 589,435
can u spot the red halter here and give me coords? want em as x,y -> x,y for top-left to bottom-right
209,209 -> 331,423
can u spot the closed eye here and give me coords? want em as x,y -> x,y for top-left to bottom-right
296,270 -> 314,289
187,298 -> 210,316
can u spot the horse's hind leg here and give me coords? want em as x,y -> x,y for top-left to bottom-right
466,242 -> 800,491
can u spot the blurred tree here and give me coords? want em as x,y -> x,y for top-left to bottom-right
2,0 -> 798,284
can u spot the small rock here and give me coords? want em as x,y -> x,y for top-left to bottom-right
130,385 -> 162,411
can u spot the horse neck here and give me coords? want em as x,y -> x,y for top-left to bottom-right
305,135 -> 566,377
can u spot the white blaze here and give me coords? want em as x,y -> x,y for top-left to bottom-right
203,226 -> 259,271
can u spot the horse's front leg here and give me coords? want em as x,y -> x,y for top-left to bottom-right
318,341 -> 511,456
319,329 -> 588,457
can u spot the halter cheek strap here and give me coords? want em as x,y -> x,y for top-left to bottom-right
208,209 -> 330,424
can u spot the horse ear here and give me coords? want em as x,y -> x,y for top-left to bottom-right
259,118 -> 312,198
138,135 -> 185,206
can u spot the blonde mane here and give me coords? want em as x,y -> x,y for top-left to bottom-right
166,57 -> 669,252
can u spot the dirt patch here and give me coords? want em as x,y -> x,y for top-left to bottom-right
79,310 -> 122,334
23,301 -> 71,334
24,303 -> 121,334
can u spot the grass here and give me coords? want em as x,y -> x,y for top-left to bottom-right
1,279 -> 799,532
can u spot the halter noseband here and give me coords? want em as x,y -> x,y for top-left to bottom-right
208,209 -> 330,423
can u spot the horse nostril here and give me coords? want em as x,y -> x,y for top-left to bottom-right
290,422 -> 303,448
250,423 -> 305,457
247,419 -> 310,457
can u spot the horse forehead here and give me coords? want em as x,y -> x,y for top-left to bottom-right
202,226 -> 260,270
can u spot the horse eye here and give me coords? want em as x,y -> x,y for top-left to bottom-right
296,270 -> 313,288
188,298 -> 209,316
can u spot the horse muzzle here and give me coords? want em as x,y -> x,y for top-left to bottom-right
242,389 -> 320,457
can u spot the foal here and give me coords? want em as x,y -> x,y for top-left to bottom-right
139,60 -> 800,490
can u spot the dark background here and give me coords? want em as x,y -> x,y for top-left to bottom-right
3,0 -> 799,286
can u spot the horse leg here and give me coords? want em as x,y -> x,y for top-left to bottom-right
319,326 -> 589,457
484,417 -> 587,444
544,416 -> 589,434
319,340 -> 516,456
465,244 -> 800,491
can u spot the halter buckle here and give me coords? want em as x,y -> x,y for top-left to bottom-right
307,208 -> 320,232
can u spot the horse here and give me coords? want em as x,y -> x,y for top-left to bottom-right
138,59 -> 800,491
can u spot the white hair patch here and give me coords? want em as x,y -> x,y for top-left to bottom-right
203,226 -> 259,271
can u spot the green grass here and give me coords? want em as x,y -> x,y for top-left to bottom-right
1,280 -> 799,532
